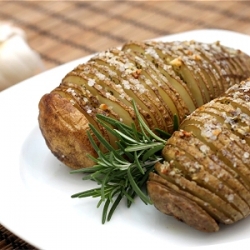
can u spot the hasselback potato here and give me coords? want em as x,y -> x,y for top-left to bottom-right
148,78 -> 250,232
38,40 -> 250,170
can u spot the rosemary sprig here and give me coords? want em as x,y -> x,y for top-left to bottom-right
71,100 -> 179,223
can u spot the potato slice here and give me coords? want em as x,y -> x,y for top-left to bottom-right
53,83 -> 112,150
199,102 -> 250,146
207,46 -> 240,87
154,160 -> 238,223
74,62 -> 133,107
111,50 -> 174,131
134,56 -> 191,118
62,74 -> 135,148
148,172 -> 224,231
122,41 -> 197,112
185,41 -> 250,90
167,42 -> 214,101
73,58 -> 169,134
166,131 -> 250,216
185,110 -> 250,166
146,41 -> 209,105
181,118 -> 250,190
175,49 -> 215,103
85,62 -> 133,106
222,80 -> 250,109
122,51 -> 177,131
165,41 -> 219,99
199,42 -> 244,89
181,41 -> 224,96
83,61 -> 157,131
63,66 -> 135,123
174,130 -> 250,206
147,174 -> 219,232
162,144 -> 245,221
219,45 -> 250,82
219,96 -> 250,119
176,125 -> 250,194
189,97 -> 250,147
90,49 -> 165,130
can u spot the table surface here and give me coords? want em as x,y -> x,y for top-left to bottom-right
1,1 -> 250,249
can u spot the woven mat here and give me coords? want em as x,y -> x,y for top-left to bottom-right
1,1 -> 250,249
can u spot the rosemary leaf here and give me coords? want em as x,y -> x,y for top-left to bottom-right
142,144 -> 165,162
87,130 -> 100,153
154,128 -> 172,139
107,194 -> 123,222
173,114 -> 179,131
97,199 -> 103,208
70,164 -> 102,174
127,166 -> 152,205
71,188 -> 100,198
96,114 -> 132,131
123,189 -> 136,206
88,123 -> 115,153
116,141 -> 134,161
101,173 -> 110,201
115,122 -> 136,139
125,142 -> 164,152
102,199 -> 111,224
131,122 -> 140,141
114,129 -> 140,144
108,186 -> 121,202
132,100 -> 166,143
95,118 -> 121,139
134,152 -> 145,175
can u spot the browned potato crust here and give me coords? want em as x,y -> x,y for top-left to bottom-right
147,177 -> 219,232
38,92 -> 97,169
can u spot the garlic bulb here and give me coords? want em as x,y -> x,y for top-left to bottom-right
0,22 -> 44,91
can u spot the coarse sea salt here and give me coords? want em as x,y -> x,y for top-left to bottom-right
88,78 -> 95,87
244,152 -> 250,159
201,123 -> 222,141
145,47 -> 159,59
204,176 -> 209,182
199,144 -> 210,154
122,80 -> 131,90
96,72 -> 106,81
226,194 -> 234,202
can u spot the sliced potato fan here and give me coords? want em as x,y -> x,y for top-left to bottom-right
38,40 -> 250,170
38,39 -> 250,232
148,78 -> 250,232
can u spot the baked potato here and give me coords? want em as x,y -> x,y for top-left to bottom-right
147,79 -> 250,232
38,40 -> 250,169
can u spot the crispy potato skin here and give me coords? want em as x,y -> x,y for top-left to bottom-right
147,178 -> 219,232
38,92 -> 97,169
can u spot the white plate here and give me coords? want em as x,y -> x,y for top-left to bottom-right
1,29 -> 250,250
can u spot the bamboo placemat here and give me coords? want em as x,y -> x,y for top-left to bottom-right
1,1 -> 250,249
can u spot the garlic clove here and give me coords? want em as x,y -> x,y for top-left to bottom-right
0,22 -> 26,42
0,22 -> 44,91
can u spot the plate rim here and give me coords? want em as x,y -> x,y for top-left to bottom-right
1,29 -> 250,250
